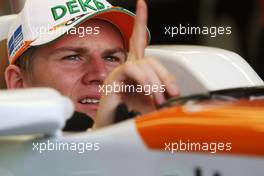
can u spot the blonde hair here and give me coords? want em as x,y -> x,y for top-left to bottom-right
14,48 -> 35,74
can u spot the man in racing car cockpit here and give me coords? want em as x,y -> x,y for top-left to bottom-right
4,0 -> 179,129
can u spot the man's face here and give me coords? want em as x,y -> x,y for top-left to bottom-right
26,19 -> 126,120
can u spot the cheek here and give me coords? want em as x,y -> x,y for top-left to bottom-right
30,65 -> 82,97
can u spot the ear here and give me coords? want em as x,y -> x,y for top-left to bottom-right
5,65 -> 29,89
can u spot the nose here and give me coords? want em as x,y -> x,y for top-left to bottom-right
82,57 -> 107,85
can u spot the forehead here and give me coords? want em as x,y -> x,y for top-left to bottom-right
42,19 -> 126,51
79,18 -> 122,33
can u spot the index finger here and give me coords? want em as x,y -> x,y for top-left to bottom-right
129,0 -> 148,60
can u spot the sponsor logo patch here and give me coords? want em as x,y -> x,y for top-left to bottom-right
8,25 -> 24,58
51,0 -> 110,21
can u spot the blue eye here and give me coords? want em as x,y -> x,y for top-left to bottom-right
63,55 -> 81,61
104,56 -> 121,63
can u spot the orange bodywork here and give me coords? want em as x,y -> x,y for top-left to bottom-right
136,99 -> 264,157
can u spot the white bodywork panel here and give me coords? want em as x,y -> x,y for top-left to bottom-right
146,45 -> 264,96
0,120 -> 263,176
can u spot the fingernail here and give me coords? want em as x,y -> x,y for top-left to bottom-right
137,0 -> 142,6
137,0 -> 146,11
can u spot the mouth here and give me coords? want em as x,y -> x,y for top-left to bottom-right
79,98 -> 100,105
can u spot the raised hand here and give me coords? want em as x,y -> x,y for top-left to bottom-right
94,0 -> 179,128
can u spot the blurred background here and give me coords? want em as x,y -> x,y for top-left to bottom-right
0,0 -> 263,80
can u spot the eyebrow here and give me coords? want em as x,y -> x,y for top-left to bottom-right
49,47 -> 87,55
102,48 -> 127,59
